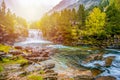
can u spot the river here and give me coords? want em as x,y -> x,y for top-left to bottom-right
14,29 -> 120,79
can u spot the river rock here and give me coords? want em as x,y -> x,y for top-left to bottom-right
0,72 -> 7,80
26,57 -> 49,62
84,54 -> 103,63
44,76 -> 57,80
9,50 -> 23,55
104,56 -> 115,67
91,69 -> 103,77
24,47 -> 32,52
44,69 -> 55,74
43,63 -> 55,70
41,52 -> 49,57
0,52 -> 5,56
45,72 -> 58,76
95,76 -> 116,80
14,46 -> 23,50
74,75 -> 94,80
4,64 -> 21,70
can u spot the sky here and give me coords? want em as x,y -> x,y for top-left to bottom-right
0,0 -> 62,22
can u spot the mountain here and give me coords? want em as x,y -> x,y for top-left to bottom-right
49,0 -> 103,13
67,0 -> 101,9
49,0 -> 78,12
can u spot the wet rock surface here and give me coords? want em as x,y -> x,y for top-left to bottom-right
74,75 -> 94,80
104,56 -> 115,67
95,76 -> 116,80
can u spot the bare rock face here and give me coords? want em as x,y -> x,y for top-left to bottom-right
95,76 -> 116,80
49,0 -> 102,13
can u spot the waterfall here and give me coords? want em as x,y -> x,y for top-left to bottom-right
14,29 -> 52,46
27,29 -> 43,41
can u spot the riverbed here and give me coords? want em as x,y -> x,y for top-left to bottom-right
13,29 -> 120,80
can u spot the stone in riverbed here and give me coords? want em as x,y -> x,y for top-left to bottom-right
43,63 -> 55,70
91,68 -> 103,77
0,52 -> 5,56
9,50 -> 23,55
14,46 -> 23,50
44,69 -> 55,74
44,76 -> 57,80
84,54 -> 103,63
26,57 -> 49,62
104,56 -> 115,67
74,75 -> 94,80
45,72 -> 58,77
41,52 -> 49,57
95,76 -> 116,80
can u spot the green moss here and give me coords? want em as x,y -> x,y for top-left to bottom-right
27,75 -> 43,80
0,44 -> 11,53
16,56 -> 28,64
2,58 -> 10,63
39,70 -> 45,74
0,66 -> 4,72
0,56 -> 28,66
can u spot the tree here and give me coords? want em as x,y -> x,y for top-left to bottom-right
106,0 -> 120,35
1,0 -> 6,15
86,7 -> 106,38
77,4 -> 86,28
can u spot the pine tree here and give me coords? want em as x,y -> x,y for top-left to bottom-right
106,0 -> 120,35
1,0 -> 6,15
77,4 -> 86,28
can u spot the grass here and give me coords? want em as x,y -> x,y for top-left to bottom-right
27,75 -> 43,80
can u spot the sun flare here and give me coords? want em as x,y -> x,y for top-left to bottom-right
1,0 -> 62,21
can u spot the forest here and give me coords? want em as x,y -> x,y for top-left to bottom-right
0,1 -> 28,45
30,0 -> 120,47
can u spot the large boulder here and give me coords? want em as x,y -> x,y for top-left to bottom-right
104,56 -> 115,67
83,54 -> 103,63
14,46 -> 23,50
74,75 -> 94,80
95,76 -> 116,80
43,63 -> 55,70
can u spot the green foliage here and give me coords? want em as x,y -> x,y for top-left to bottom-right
86,7 -> 106,38
0,44 -> 11,53
106,0 -> 120,35
27,75 -> 43,80
35,1 -> 119,46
